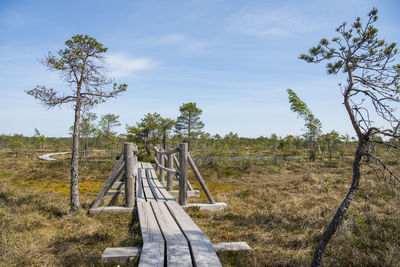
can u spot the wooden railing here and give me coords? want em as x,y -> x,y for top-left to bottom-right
90,143 -> 138,211
154,143 -> 216,206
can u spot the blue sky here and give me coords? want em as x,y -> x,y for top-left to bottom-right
1,0 -> 400,138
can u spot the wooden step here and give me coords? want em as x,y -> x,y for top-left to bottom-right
112,182 -> 125,188
168,190 -> 200,197
105,190 -> 124,197
89,206 -> 134,214
102,247 -> 141,262
183,202 -> 227,211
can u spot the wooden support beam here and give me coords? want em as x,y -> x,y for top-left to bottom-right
167,153 -> 174,191
188,153 -> 216,204
168,190 -> 200,197
173,154 -> 179,168
105,190 -> 124,197
89,206 -> 135,214
101,242 -> 251,263
213,242 -> 252,252
178,143 -> 188,206
124,143 -> 135,208
90,154 -> 125,210
172,154 -> 194,191
159,152 -> 165,183
183,202 -> 227,211
112,182 -> 125,188
102,247 -> 141,262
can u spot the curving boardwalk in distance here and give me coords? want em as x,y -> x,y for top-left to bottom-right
38,152 -> 70,161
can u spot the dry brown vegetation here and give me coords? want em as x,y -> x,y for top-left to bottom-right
1,150 -> 399,266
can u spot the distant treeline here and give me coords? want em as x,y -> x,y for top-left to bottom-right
0,130 -> 359,160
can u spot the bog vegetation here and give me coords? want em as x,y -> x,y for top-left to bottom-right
2,7 -> 400,267
1,124 -> 400,265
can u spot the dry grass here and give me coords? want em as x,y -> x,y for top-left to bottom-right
1,151 -> 400,266
0,152 -> 141,266
189,159 -> 400,266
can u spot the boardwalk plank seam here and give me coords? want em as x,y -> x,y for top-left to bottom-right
135,162 -> 222,266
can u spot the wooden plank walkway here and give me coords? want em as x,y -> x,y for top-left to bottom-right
135,162 -> 222,267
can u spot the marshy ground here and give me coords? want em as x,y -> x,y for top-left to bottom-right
0,150 -> 399,266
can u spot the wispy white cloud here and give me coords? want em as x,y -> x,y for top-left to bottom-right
105,53 -> 156,78
228,7 -> 322,37
157,33 -> 209,51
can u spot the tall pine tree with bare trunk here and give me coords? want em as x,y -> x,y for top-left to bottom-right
300,9 -> 400,265
27,34 -> 127,213
175,102 -> 204,150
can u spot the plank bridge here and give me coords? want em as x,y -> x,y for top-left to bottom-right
89,143 -> 250,266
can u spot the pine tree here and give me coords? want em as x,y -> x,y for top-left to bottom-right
175,102 -> 204,150
26,34 -> 127,212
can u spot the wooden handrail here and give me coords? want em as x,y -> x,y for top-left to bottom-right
154,156 -> 180,175
154,146 -> 180,155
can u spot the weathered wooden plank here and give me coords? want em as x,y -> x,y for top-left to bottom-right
137,201 -> 164,267
151,202 -> 192,267
183,202 -> 227,211
105,190 -> 124,197
141,168 -> 156,202
102,247 -> 141,262
213,242 -> 252,252
144,169 -> 166,201
112,182 -> 125,188
136,168 -> 145,202
146,164 -> 175,201
166,201 -> 222,267
169,190 -> 200,197
136,202 -> 164,243
139,243 -> 164,267
89,206 -> 134,214
90,154 -> 125,209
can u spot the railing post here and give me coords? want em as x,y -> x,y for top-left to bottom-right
167,153 -> 173,191
160,151 -> 165,183
178,143 -> 188,206
156,145 -> 161,173
155,151 -> 159,172
124,143 -> 135,208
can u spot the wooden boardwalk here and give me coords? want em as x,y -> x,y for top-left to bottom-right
93,143 -> 248,265
135,162 -> 222,267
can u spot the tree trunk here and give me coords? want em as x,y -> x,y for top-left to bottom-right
84,134 -> 88,161
70,99 -> 81,213
311,140 -> 365,266
162,129 -> 166,150
318,143 -> 322,160
309,138 -> 315,162
188,120 -> 191,151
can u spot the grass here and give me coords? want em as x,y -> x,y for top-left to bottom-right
0,152 -> 140,266
1,150 -> 400,266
